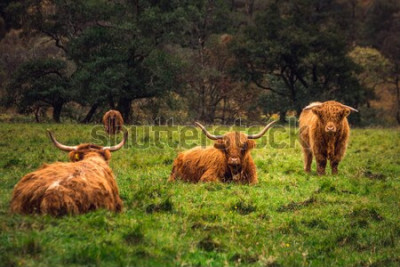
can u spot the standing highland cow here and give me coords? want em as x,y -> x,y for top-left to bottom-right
299,101 -> 358,175
169,121 -> 277,184
10,130 -> 127,216
103,110 -> 124,135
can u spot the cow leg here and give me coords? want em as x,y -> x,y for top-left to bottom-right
168,156 -> 182,182
200,170 -> 219,182
168,167 -> 177,182
168,174 -> 176,182
312,143 -> 327,176
330,161 -> 339,175
244,158 -> 258,184
302,148 -> 313,173
316,158 -> 327,176
330,147 -> 343,175
330,142 -> 346,175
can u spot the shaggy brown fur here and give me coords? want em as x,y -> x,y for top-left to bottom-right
103,110 -> 124,135
299,100 -> 358,175
169,122 -> 276,184
10,133 -> 126,216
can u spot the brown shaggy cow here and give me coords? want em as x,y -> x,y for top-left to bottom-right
103,109 -> 124,135
10,130 -> 127,216
299,101 -> 358,175
168,121 -> 277,184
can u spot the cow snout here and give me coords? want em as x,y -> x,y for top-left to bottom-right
325,123 -> 336,133
228,157 -> 241,166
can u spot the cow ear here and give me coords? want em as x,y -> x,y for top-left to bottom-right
312,107 -> 323,117
343,109 -> 351,117
69,151 -> 81,162
246,140 -> 256,150
103,150 -> 111,161
214,140 -> 226,150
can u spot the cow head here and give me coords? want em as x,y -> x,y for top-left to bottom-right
195,121 -> 277,180
47,130 -> 127,162
304,101 -> 358,133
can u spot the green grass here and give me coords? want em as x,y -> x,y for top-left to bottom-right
1,123 -> 400,266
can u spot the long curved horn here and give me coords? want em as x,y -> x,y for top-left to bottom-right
303,102 -> 323,110
194,122 -> 223,140
339,104 -> 359,112
47,130 -> 77,151
247,120 -> 278,139
103,130 -> 128,152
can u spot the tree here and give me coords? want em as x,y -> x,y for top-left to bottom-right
2,0 -> 117,121
181,34 -> 239,123
4,0 -> 183,122
69,18 -> 182,122
381,21 -> 400,124
232,0 -> 365,122
349,46 -> 391,105
0,0 -> 25,39
69,1 -> 185,122
363,0 -> 400,123
168,0 -> 238,123
7,58 -> 71,122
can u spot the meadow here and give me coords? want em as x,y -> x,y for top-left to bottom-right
0,122 -> 400,266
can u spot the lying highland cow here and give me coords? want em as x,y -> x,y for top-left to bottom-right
10,130 -> 127,216
169,121 -> 277,184
103,109 -> 124,135
299,101 -> 358,175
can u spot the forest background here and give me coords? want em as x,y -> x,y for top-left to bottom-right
1,0 -> 400,126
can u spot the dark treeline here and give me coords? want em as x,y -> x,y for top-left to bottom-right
0,0 -> 399,125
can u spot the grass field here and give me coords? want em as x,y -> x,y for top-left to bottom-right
1,123 -> 400,266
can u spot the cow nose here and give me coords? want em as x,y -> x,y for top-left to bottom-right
228,157 -> 240,165
326,125 -> 336,132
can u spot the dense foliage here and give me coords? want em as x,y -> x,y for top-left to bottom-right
1,0 -> 400,124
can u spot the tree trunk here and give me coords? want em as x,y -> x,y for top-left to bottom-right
52,102 -> 63,123
246,0 -> 255,17
208,105 -> 217,123
199,84 -> 206,121
222,97 -> 227,124
81,103 -> 99,123
296,107 -> 302,118
117,98 -> 132,123
279,110 -> 287,123
34,106 -> 40,123
108,93 -> 115,109
396,77 -> 400,125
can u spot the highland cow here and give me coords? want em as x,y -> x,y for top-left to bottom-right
10,130 -> 127,216
103,110 -> 124,135
299,101 -> 358,175
168,121 -> 277,184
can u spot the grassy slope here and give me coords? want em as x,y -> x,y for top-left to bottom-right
0,123 -> 399,266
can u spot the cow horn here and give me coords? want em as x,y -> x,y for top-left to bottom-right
247,120 -> 278,139
339,104 -> 359,112
103,130 -> 128,152
303,102 -> 323,110
47,130 -> 77,151
194,122 -> 223,140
